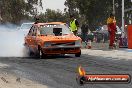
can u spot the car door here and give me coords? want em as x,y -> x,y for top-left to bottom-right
31,25 -> 39,53
25,26 -> 35,52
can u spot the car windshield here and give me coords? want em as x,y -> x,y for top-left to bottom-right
21,23 -> 33,30
40,24 -> 72,36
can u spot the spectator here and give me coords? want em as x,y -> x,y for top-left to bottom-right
69,14 -> 79,35
81,22 -> 89,42
107,13 -> 117,49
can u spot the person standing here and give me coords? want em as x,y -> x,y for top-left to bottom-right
81,22 -> 88,42
69,15 -> 79,35
107,13 -> 117,49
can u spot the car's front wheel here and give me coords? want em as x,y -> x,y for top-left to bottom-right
38,48 -> 46,59
75,50 -> 81,57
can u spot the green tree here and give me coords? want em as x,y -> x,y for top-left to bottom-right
65,0 -> 132,30
39,9 -> 69,23
0,0 -> 42,24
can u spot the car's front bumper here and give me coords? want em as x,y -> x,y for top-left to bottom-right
42,46 -> 81,54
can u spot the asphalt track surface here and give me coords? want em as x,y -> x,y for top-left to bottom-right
0,50 -> 132,88
0,29 -> 132,88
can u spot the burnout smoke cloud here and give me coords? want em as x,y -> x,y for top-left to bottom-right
0,23 -> 29,57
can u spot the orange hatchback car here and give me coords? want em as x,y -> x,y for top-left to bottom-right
24,22 -> 82,58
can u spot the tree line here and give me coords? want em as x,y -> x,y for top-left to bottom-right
0,0 -> 42,24
64,0 -> 132,30
0,0 -> 131,30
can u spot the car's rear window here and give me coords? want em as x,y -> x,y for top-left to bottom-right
40,24 -> 72,36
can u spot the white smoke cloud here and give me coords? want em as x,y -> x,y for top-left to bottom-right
0,23 -> 29,57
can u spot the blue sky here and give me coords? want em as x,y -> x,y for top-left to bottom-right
42,0 -> 66,12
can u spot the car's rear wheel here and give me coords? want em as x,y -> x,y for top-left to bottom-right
29,50 -> 34,56
75,50 -> 81,57
27,47 -> 34,56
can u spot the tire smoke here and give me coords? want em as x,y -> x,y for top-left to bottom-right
0,23 -> 29,57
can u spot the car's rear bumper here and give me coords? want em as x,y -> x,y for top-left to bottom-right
42,46 -> 81,54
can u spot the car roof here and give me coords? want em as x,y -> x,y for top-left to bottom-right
44,22 -> 66,25
34,22 -> 66,26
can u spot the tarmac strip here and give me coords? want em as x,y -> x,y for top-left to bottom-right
0,62 -> 52,88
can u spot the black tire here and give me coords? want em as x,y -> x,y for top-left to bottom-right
38,48 -> 46,59
29,50 -> 34,56
75,50 -> 81,57
27,47 -> 34,56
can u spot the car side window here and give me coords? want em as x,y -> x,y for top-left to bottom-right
37,26 -> 41,35
28,25 -> 37,36
28,26 -> 33,36
32,26 -> 38,36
